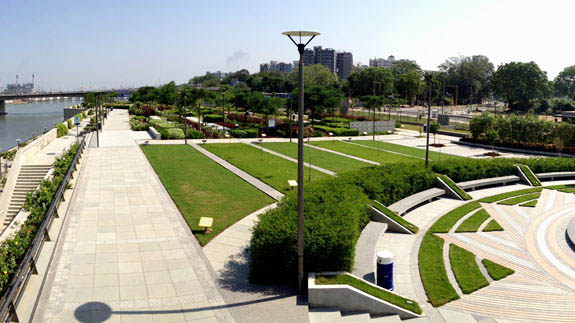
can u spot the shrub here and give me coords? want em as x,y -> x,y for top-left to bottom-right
431,159 -> 516,182
130,119 -> 149,131
67,119 -> 73,129
250,178 -> 371,284
313,125 -> 360,136
203,114 -> 224,123
245,129 -> 258,138
231,129 -> 247,138
56,123 -> 68,137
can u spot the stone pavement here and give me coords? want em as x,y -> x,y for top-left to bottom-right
35,110 -> 234,322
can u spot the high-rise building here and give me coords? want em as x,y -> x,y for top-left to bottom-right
369,55 -> 415,69
302,49 -> 315,67
259,61 -> 294,73
313,46 -> 337,73
336,52 -> 353,79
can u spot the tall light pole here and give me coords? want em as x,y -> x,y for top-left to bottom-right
282,30 -> 319,294
425,72 -> 433,167
372,81 -> 381,141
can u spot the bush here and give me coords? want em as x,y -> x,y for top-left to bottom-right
431,159 -> 516,182
250,178 -> 371,284
67,119 -> 73,129
245,129 -> 258,138
56,123 -> 68,137
203,114 -> 224,123
130,119 -> 149,131
313,125 -> 360,136
230,129 -> 247,138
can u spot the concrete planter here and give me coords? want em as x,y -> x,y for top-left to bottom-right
308,272 -> 422,320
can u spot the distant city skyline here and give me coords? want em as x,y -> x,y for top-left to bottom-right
1,0 -> 574,91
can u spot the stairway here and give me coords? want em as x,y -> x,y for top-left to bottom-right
309,307 -> 425,322
3,165 -> 52,228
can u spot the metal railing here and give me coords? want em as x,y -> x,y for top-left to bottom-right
0,135 -> 86,322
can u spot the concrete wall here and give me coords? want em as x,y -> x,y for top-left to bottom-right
63,107 -> 87,120
350,120 -> 395,134
308,272 -> 421,320
147,127 -> 161,140
0,100 -> 5,115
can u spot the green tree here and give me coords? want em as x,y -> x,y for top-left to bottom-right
347,67 -> 393,98
289,64 -> 338,88
553,65 -> 575,99
439,55 -> 494,104
158,81 -> 179,105
429,121 -> 440,144
491,62 -> 550,111
129,86 -> 160,103
361,95 -> 385,119
392,61 -> 423,105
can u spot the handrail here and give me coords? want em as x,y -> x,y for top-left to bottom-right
0,135 -> 86,322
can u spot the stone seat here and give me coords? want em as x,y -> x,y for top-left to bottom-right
457,175 -> 519,191
536,172 -> 575,181
388,188 -> 445,216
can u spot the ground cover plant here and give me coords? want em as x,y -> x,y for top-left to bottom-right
0,143 -> 80,297
518,165 -> 541,186
309,141 -> 421,164
497,192 -> 541,205
352,140 -> 466,162
455,209 -> 490,232
483,220 -> 504,231
370,200 -> 419,233
316,273 -> 422,314
519,200 -> 538,207
437,175 -> 472,200
482,259 -> 515,280
250,178 -> 371,284
142,145 -> 273,245
429,202 -> 482,233
478,188 -> 543,203
418,234 -> 460,306
262,142 -> 370,174
204,143 -> 330,193
449,244 -> 489,294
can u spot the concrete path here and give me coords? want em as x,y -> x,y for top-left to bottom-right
304,143 -> 380,165
189,143 -> 284,201
35,110 -> 234,322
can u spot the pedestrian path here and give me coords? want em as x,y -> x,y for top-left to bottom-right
35,110 -> 234,322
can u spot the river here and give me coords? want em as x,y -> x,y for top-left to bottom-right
0,101 -> 80,151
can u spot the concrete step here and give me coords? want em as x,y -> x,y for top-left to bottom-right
370,314 -> 402,322
341,312 -> 372,322
309,307 -> 342,323
21,165 -> 51,168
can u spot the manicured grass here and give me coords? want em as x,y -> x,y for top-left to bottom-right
558,188 -> 575,193
449,244 -> 489,294
482,259 -> 515,280
418,234 -> 460,307
316,274 -> 422,315
518,165 -> 541,186
203,143 -> 330,193
497,192 -> 541,205
309,141 -> 421,164
429,202 -> 482,233
353,140 -> 466,162
370,200 -> 419,233
483,220 -> 504,232
455,209 -> 490,233
262,142 -> 370,174
141,145 -> 274,245
519,199 -> 538,207
438,175 -> 472,200
478,188 -> 543,203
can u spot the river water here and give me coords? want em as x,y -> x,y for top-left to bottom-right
0,101 -> 79,151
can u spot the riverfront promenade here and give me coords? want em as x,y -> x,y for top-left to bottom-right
36,110 -> 234,322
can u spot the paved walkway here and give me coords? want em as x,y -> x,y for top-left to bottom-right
35,110 -> 234,322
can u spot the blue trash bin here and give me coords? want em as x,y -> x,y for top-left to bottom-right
376,250 -> 394,290
98,122 -> 102,130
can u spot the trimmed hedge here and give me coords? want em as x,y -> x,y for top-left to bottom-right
203,114 -> 224,123
230,129 -> 258,138
250,178 -> 371,284
130,119 -> 149,131
313,125 -> 360,136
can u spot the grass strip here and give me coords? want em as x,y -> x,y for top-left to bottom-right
351,140 -> 466,161
478,188 -> 542,203
309,141 -> 421,164
483,220 -> 504,232
437,175 -> 472,200
141,145 -> 274,245
519,199 -> 538,207
262,142 -> 369,174
518,165 -> 541,186
203,143 -> 330,193
449,244 -> 489,294
429,202 -> 482,233
558,188 -> 575,193
316,273 -> 422,315
497,192 -> 541,205
370,200 -> 419,233
418,234 -> 460,307
455,209 -> 490,232
482,259 -> 515,280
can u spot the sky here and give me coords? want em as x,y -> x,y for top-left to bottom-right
1,0 -> 574,91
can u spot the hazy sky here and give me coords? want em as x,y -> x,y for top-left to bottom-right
1,0 -> 574,91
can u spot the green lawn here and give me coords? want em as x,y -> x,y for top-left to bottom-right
316,274 -> 422,314
370,200 -> 419,233
482,259 -> 515,280
449,244 -> 489,294
418,233 -> 460,307
353,140 -> 466,162
498,192 -> 541,205
438,175 -> 472,200
483,220 -> 504,232
518,165 -> 541,186
455,209 -> 490,233
478,188 -> 543,203
429,201 -> 482,233
203,143 -> 331,193
519,200 -> 538,207
309,141 -> 421,164
141,145 -> 274,246
262,142 -> 370,174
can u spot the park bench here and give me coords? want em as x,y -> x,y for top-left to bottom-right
535,172 -> 575,181
388,188 -> 445,216
457,175 -> 519,191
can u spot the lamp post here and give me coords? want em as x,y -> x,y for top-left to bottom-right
282,30 -> 319,294
372,81 -> 381,141
424,72 -> 433,168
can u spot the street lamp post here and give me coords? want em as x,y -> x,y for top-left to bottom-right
425,72 -> 433,168
372,81 -> 381,141
282,30 -> 319,294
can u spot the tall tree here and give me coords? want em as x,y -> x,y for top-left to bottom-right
347,67 -> 394,98
554,65 -> 575,99
288,64 -> 338,88
491,61 -> 550,111
438,55 -> 494,104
